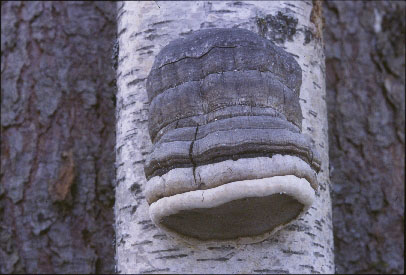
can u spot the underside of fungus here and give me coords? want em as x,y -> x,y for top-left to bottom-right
142,28 -> 321,244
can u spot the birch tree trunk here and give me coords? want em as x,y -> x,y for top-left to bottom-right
115,1 -> 334,273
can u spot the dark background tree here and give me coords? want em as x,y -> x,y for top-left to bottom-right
1,1 -> 404,274
1,2 -> 116,273
324,1 -> 405,273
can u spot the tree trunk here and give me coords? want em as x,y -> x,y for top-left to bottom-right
323,1 -> 405,273
1,2 -> 116,273
115,1 -> 334,273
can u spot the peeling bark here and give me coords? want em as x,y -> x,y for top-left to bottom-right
1,2 -> 116,273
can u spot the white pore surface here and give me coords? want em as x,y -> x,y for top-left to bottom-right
145,154 -> 317,204
149,175 -> 315,245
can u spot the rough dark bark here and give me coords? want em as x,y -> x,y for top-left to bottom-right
323,1 -> 405,274
0,1 -> 116,274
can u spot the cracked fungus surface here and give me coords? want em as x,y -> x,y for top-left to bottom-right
144,28 -> 319,242
160,194 -> 304,241
144,28 -> 320,183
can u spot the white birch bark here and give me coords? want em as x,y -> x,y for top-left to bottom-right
115,1 -> 334,273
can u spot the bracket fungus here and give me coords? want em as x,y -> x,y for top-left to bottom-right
143,28 -> 321,244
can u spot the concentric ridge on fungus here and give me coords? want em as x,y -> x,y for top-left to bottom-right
142,28 -> 321,244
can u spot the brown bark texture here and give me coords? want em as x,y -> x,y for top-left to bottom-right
323,1 -> 405,274
1,1 -> 116,273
